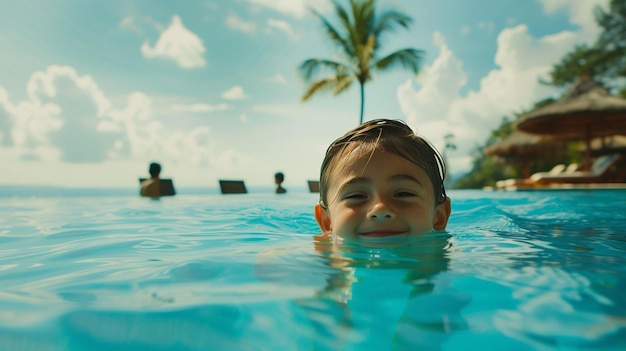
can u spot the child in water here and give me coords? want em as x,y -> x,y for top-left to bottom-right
258,119 -> 457,348
314,118 -> 451,243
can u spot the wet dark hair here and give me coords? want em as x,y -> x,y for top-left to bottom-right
149,162 -> 161,177
275,172 -> 284,183
319,119 -> 447,208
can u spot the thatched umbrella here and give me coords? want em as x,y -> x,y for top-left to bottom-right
515,76 -> 626,170
484,130 -> 565,178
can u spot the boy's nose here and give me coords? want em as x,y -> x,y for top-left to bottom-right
369,199 -> 395,220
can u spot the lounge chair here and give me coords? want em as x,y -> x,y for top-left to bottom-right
307,180 -> 320,193
495,163 -> 567,190
219,180 -> 248,194
531,154 -> 624,185
528,163 -> 579,182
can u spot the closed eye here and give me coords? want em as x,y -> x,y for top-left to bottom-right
343,193 -> 368,200
395,191 -> 417,197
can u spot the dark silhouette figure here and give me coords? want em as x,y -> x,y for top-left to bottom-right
140,162 -> 176,197
219,180 -> 248,194
275,172 -> 286,194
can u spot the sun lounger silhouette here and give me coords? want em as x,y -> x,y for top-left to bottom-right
219,180 -> 248,194
531,154 -> 623,185
528,163 -> 581,182
307,180 -> 320,193
496,163 -> 568,189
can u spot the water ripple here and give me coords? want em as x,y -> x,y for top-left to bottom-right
0,191 -> 625,350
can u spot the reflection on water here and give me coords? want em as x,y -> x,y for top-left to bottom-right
304,233 -> 469,350
0,191 -> 625,350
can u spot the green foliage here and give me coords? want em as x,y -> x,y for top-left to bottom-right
299,0 -> 424,124
451,146 -> 509,189
544,45 -> 607,85
546,0 -> 626,96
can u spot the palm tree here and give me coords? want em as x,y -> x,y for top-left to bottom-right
299,0 -> 424,124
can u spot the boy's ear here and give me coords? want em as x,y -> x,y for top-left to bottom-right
314,203 -> 333,234
433,197 -> 451,231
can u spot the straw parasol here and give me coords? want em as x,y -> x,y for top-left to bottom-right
484,130 -> 565,178
515,75 -> 626,170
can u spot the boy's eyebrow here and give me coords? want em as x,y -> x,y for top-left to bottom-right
339,174 -> 426,190
338,177 -> 369,190
389,174 -> 426,188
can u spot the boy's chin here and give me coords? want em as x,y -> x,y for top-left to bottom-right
336,231 -> 434,248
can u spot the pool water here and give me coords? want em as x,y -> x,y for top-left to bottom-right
0,189 -> 625,350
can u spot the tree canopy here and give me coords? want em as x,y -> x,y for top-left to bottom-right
546,0 -> 626,97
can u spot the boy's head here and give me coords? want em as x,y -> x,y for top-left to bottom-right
275,172 -> 285,184
149,162 -> 161,178
315,119 -> 451,242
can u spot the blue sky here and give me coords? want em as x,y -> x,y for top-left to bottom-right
0,0 -> 609,189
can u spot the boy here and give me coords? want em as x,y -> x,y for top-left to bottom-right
275,172 -> 287,194
140,162 -> 162,198
314,119 -> 451,243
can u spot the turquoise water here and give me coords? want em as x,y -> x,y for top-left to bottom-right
0,189 -> 625,350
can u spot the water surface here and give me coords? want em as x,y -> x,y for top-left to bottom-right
0,189 -> 624,350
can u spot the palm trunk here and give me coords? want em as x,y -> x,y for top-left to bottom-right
359,82 -> 365,124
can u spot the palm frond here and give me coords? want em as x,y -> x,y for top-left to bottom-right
333,74 -> 355,95
372,11 -> 412,51
351,0 -> 375,46
301,78 -> 337,101
373,11 -> 412,35
299,59 -> 350,82
301,73 -> 355,101
327,0 -> 357,58
334,0 -> 352,30
374,48 -> 423,74
312,8 -> 349,52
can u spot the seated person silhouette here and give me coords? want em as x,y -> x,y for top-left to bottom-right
275,172 -> 287,194
140,162 -> 176,197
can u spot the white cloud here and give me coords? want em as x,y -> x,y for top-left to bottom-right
171,103 -> 231,113
397,32 -> 468,156
226,14 -> 256,33
0,65 -> 239,170
5,65 -> 119,162
119,16 -> 136,30
221,86 -> 247,100
265,73 -> 287,84
26,65 -> 111,116
0,87 -> 11,146
267,19 -> 299,40
247,0 -> 332,17
538,0 -> 609,43
141,15 -> 206,69
398,24 -> 583,174
106,93 -> 234,168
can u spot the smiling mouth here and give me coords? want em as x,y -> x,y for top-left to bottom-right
360,231 -> 407,238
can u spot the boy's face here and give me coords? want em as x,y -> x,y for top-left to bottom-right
315,150 -> 450,243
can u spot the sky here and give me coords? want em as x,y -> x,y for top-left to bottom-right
0,0 -> 610,190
